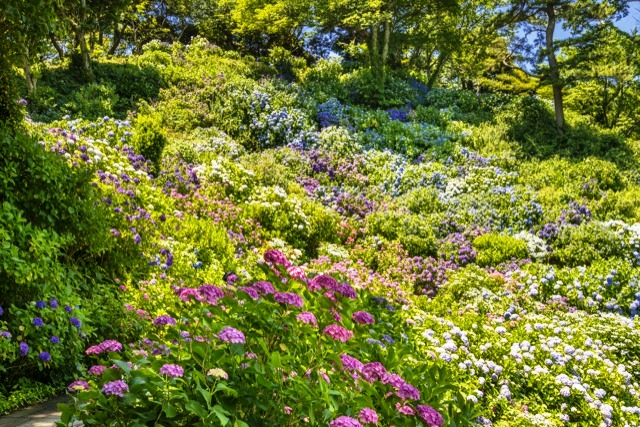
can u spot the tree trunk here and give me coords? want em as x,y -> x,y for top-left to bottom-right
49,32 -> 65,60
370,24 -> 379,69
382,19 -> 390,68
22,53 -> 36,95
545,2 -> 564,134
109,24 -> 124,55
427,52 -> 449,89
76,0 -> 93,81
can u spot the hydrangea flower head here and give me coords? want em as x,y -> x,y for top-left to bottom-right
358,408 -> 379,425
416,405 -> 444,427
68,380 -> 90,393
323,324 -> 353,342
159,364 -> 184,378
153,315 -> 176,326
329,416 -> 363,427
218,326 -> 246,344
296,311 -> 317,326
352,311 -> 375,325
102,380 -> 128,397
274,292 -> 304,308
264,249 -> 291,267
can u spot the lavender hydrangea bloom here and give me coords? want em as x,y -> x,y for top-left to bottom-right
68,380 -> 90,392
36,300 -> 46,309
309,274 -> 338,291
252,281 -> 275,295
218,326 -> 246,344
50,336 -> 60,344
49,298 -> 59,309
32,318 -> 44,327
88,365 -> 106,375
263,249 -> 291,267
274,292 -> 304,308
362,362 -> 387,382
70,317 -> 81,328
329,416 -> 363,427
296,311 -> 317,326
102,380 -> 129,397
323,324 -> 353,342
416,405 -> 444,427
340,354 -> 364,372
238,287 -> 260,300
39,351 -> 51,362
397,383 -> 421,400
153,315 -> 176,326
358,408 -> 379,425
352,311 -> 375,325
159,364 -> 184,378
19,342 -> 29,356
0,331 -> 10,339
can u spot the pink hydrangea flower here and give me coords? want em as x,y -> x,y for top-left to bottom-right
358,408 -> 379,425
416,405 -> 444,427
352,311 -> 375,325
323,324 -> 353,342
329,416 -> 363,427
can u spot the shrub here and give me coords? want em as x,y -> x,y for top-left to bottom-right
65,83 -> 119,119
550,222 -> 626,266
130,112 -> 167,172
472,233 -> 530,266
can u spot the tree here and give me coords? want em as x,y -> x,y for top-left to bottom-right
500,0 -> 631,134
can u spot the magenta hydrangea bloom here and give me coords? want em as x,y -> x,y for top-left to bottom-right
218,326 -> 246,344
264,249 -> 291,267
340,354 -> 364,372
238,287 -> 260,300
352,311 -> 375,325
397,383 -> 421,400
274,292 -> 304,308
102,380 -> 129,397
175,287 -> 199,302
99,340 -> 123,352
323,324 -> 353,342
309,274 -> 338,291
86,345 -> 102,355
396,404 -> 415,416
362,362 -> 387,382
252,281 -> 275,295
296,311 -> 317,326
68,380 -> 90,393
336,283 -> 357,299
88,365 -> 106,375
159,364 -> 184,378
416,405 -> 444,427
286,266 -> 306,280
382,373 -> 405,388
329,416 -> 363,427
198,285 -> 225,304
358,408 -> 379,425
153,315 -> 176,326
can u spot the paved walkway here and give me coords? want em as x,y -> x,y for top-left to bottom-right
0,396 -> 79,427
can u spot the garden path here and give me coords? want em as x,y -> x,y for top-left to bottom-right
0,396 -> 81,427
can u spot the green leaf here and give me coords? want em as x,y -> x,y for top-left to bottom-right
186,400 -> 208,418
163,402 -> 177,418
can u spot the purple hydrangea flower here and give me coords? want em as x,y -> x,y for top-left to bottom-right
296,311 -> 317,326
102,380 -> 129,397
49,298 -> 59,309
70,317 -> 81,328
64,305 -> 73,313
274,292 -> 304,308
32,317 -> 44,327
19,342 -> 29,356
397,383 -> 421,400
252,281 -> 275,295
309,274 -> 338,291
88,365 -> 106,375
218,326 -> 245,344
323,324 -> 353,342
39,351 -> 51,362
358,408 -> 379,425
329,416 -> 363,427
153,315 -> 176,326
362,362 -> 387,382
36,300 -> 46,309
159,364 -> 184,378
263,249 -> 291,267
50,336 -> 60,344
352,311 -> 375,325
238,287 -> 260,300
0,306 -> 3,316
416,405 -> 444,427
340,354 -> 364,372
68,380 -> 90,392
0,331 -> 10,339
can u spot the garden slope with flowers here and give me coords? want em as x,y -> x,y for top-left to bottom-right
1,39 -> 640,427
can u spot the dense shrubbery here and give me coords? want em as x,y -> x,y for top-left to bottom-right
1,41 -> 639,427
